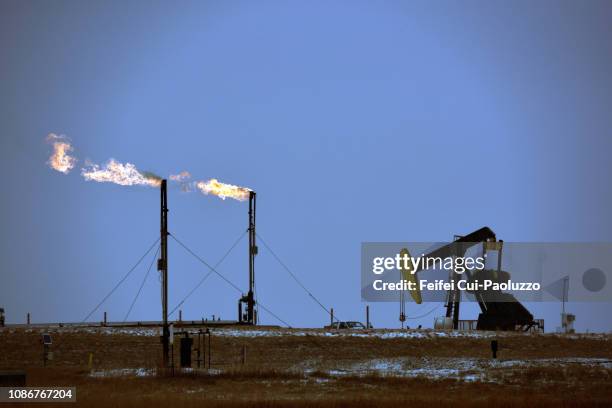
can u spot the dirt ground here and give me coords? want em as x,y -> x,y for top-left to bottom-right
1,326 -> 611,407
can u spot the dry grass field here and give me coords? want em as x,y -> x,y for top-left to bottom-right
1,326 -> 611,407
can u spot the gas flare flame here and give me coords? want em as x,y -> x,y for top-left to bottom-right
45,135 -> 252,197
81,159 -> 162,187
46,134 -> 77,174
196,178 -> 251,201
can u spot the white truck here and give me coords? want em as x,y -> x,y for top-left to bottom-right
324,321 -> 371,330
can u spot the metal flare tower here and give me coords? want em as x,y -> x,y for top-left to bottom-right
159,179 -> 169,366
238,191 -> 257,325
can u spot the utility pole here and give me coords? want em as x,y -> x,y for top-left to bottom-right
159,179 -> 169,367
562,276 -> 568,315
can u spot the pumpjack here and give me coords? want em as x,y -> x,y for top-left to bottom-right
401,226 -> 538,331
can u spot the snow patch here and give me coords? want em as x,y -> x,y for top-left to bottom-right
89,368 -> 154,378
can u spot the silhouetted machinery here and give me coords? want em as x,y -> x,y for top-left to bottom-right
402,227 -> 538,331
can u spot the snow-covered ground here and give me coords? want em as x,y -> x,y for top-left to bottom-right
6,326 -> 611,341
88,367 -> 220,378
85,357 -> 612,382
308,356 -> 612,382
13,327 -> 161,337
89,368 -> 155,378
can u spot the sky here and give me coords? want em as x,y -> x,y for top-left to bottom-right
1,0 -> 611,331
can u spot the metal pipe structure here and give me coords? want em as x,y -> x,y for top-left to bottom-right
158,179 -> 169,366
238,191 -> 257,325
248,191 -> 257,324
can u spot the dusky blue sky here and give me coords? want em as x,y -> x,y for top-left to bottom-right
1,0 -> 611,331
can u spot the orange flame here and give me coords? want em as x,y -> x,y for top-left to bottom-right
46,134 -> 77,174
196,178 -> 251,201
45,135 -> 252,198
81,159 -> 162,187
